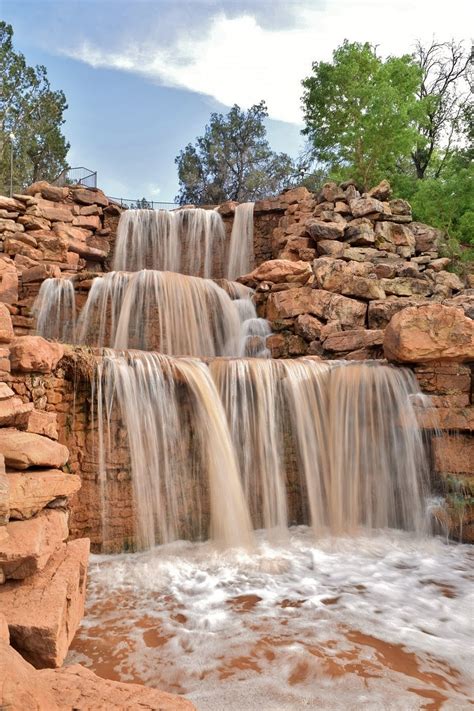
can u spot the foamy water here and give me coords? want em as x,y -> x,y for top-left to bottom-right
67,528 -> 474,710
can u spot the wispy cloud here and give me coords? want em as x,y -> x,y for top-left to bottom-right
61,0 -> 470,125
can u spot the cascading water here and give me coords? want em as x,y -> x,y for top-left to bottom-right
33,277 -> 76,342
227,202 -> 255,280
95,355 -> 431,552
96,350 -> 253,550
76,270 -> 268,357
112,207 -> 226,277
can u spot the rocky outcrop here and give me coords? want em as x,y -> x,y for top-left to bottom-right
0,628 -> 196,710
1,538 -> 89,667
384,304 -> 474,363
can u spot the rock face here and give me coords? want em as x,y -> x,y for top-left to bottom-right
384,304 -> 474,363
7,470 -> 81,520
0,428 -> 69,470
9,336 -> 64,373
0,509 -> 69,580
1,538 -> 89,667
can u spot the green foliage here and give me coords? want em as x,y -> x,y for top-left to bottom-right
175,101 -> 296,204
0,21 -> 69,194
301,40 -> 421,190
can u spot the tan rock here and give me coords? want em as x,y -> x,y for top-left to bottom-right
0,196 -> 24,212
0,509 -> 68,579
313,258 -> 386,300
0,429 -> 69,470
266,286 -> 366,328
0,303 -> 14,343
344,218 -> 375,246
444,292 -> 474,319
241,259 -> 312,285
0,639 -> 60,709
318,182 -> 344,203
427,257 -> 451,272
294,313 -> 324,341
389,198 -> 412,216
409,222 -> 443,253
25,181 -> 69,202
432,270 -> 464,293
380,276 -> 432,297
375,221 -> 415,253
10,336 -> 64,373
0,455 -> 8,527
0,256 -> 19,304
367,179 -> 392,201
1,538 -> 89,667
0,396 -> 33,427
306,219 -> 345,241
323,329 -> 384,352
22,263 -> 61,283
17,213 -> 52,231
0,218 -> 19,233
317,240 -> 345,258
27,201 -> 74,223
0,383 -> 14,400
368,297 -> 428,329
0,636 -> 196,710
8,470 -> 81,520
71,187 -> 109,207
0,614 -> 9,643
349,197 -> 389,218
25,409 -> 59,439
384,304 -> 474,362
72,214 -> 101,230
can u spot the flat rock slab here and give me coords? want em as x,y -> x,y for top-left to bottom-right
0,428 -> 69,470
1,538 -> 89,668
0,509 -> 68,579
7,470 -> 81,520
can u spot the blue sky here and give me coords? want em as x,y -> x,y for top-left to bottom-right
2,0 -> 470,201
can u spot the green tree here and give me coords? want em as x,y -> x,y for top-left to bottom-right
0,21 -> 69,194
175,101 -> 296,204
301,40 -> 421,190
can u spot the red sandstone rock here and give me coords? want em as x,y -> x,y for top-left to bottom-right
266,286 -> 366,328
25,181 -> 68,202
384,304 -> 474,362
0,256 -> 19,304
0,429 -> 69,470
433,434 -> 474,477
323,329 -> 384,353
349,196 -> 389,218
72,214 -> 101,230
71,187 -> 108,207
27,201 -> 74,223
1,538 -> 89,667
409,222 -> 442,253
316,239 -> 345,258
22,263 -> 61,283
379,276 -> 432,297
0,509 -> 68,579
241,259 -> 312,285
7,470 -> 81,520
368,297 -> 429,329
0,455 -> 8,528
10,336 -> 64,373
0,396 -> 33,427
0,196 -> 24,212
25,409 -> 59,439
0,639 -> 61,709
443,292 -> 474,319
318,182 -> 345,203
344,218 -> 375,246
0,304 -> 14,343
375,221 -> 415,253
294,313 -> 324,341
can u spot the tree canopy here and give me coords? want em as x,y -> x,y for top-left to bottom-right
301,41 -> 421,191
175,101 -> 296,204
0,21 -> 69,194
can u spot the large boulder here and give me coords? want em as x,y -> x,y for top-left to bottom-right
306,219 -> 345,241
266,286 -> 366,328
240,259 -> 312,285
7,470 -> 81,520
0,429 -> 69,470
313,258 -> 386,300
0,509 -> 69,579
384,304 -> 474,362
9,336 -> 64,373
1,538 -> 89,667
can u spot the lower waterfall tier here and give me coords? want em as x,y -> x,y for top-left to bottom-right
94,352 -> 431,551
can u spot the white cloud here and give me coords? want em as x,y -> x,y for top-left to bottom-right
62,0 -> 471,125
148,184 -> 162,197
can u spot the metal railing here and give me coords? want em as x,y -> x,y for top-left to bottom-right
108,197 -> 180,210
53,167 -> 97,188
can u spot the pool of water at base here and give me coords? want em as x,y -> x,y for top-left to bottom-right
67,527 -> 474,710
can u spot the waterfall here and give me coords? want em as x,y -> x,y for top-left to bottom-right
211,358 -> 429,536
76,270 -> 268,357
96,350 -> 253,550
112,208 -> 226,277
227,202 -> 255,280
96,355 -> 430,551
33,277 -> 76,342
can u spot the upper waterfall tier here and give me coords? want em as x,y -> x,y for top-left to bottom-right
34,272 -> 271,358
112,204 -> 255,279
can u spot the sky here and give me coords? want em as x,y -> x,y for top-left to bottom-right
2,0 -> 471,201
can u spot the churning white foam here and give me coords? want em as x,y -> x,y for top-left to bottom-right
67,528 -> 474,710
